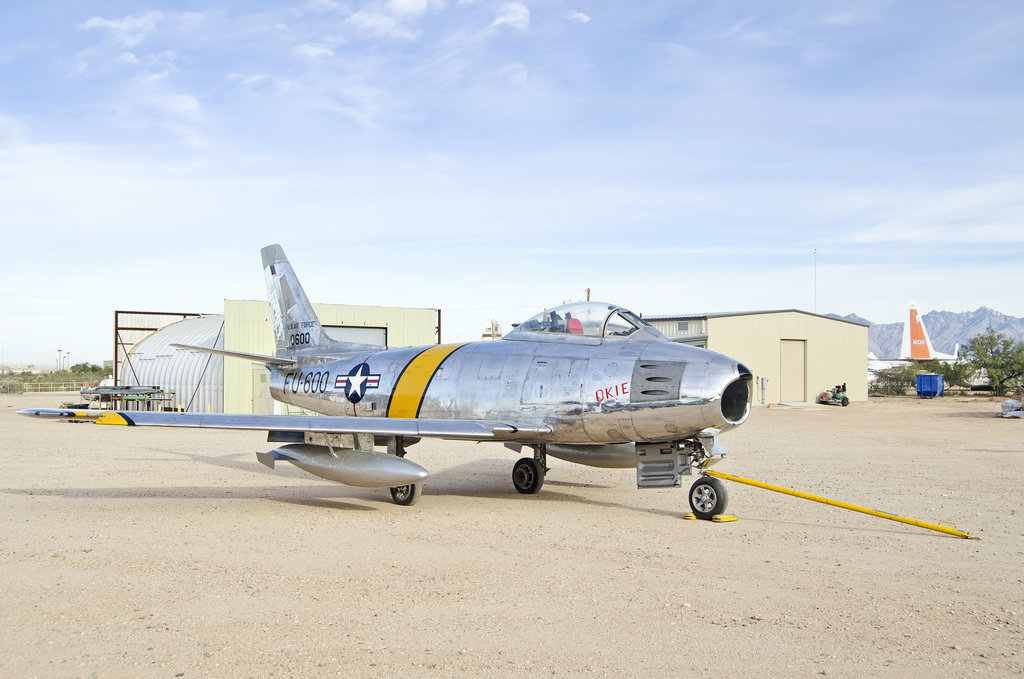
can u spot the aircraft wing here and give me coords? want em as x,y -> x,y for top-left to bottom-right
17,409 -> 552,441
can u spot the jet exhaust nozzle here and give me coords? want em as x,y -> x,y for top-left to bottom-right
257,444 -> 428,488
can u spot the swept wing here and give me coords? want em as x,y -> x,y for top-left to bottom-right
17,408 -> 552,441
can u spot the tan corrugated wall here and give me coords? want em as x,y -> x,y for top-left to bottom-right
705,312 -> 867,404
223,299 -> 438,414
648,318 -> 706,337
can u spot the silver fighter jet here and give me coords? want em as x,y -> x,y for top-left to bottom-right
20,245 -> 752,517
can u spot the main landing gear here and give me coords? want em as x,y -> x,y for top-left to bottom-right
390,483 -> 422,506
512,445 -> 548,494
388,436 -> 422,506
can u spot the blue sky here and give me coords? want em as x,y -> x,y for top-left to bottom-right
2,1 -> 1023,367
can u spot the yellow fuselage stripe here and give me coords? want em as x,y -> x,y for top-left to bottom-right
387,343 -> 466,418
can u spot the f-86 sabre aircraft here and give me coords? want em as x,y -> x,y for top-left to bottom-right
21,245 -> 752,517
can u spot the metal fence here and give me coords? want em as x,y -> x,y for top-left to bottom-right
17,382 -> 96,393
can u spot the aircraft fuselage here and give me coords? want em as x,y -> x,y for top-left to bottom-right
270,336 -> 751,446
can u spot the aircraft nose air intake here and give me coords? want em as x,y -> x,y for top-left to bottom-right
719,362 -> 753,425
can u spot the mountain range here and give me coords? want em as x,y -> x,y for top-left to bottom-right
829,308 -> 1024,359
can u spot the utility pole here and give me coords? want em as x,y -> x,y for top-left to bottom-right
812,249 -> 818,314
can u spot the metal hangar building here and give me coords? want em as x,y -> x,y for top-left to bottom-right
644,310 -> 868,405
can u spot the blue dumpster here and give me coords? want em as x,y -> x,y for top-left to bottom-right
916,373 -> 944,398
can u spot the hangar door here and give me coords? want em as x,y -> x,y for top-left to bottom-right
780,339 -> 806,402
252,366 -> 273,414
325,325 -> 387,345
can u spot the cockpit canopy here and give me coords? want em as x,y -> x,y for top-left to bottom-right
504,302 -> 662,342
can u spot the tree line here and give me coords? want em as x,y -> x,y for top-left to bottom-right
1,363 -> 109,393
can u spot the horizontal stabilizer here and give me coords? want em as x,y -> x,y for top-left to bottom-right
169,343 -> 298,366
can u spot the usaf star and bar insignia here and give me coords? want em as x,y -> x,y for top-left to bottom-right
335,363 -> 380,403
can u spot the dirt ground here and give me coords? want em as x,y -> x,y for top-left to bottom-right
1,392 -> 1022,678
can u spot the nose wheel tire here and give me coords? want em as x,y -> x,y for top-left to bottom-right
390,483 -> 422,506
689,476 -> 728,520
512,457 -> 545,494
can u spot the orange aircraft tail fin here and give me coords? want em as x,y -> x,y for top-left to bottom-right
899,304 -> 934,360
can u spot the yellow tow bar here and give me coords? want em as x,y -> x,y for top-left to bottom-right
703,469 -> 979,540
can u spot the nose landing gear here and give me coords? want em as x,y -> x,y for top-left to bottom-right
688,475 -> 729,520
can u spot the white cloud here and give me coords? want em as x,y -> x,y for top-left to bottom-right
825,180 -> 1024,245
819,10 -> 865,28
566,10 -> 590,24
306,0 -> 340,10
78,11 -> 165,48
293,43 -> 335,59
74,51 -> 205,142
228,73 -> 272,88
348,9 -> 418,39
0,111 -> 29,144
720,19 -> 792,47
492,3 -> 530,30
344,0 -> 444,39
156,93 -> 202,122
388,0 -> 430,16
77,11 -> 205,49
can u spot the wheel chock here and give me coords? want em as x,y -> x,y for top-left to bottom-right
683,512 -> 738,522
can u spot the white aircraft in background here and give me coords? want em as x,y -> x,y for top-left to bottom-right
898,304 -> 958,361
869,304 -> 968,383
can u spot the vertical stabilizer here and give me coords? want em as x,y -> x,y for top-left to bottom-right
899,304 -> 935,360
261,244 -> 379,357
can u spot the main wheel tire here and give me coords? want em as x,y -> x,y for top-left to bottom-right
512,457 -> 545,494
841,396 -> 850,407
689,477 -> 728,520
390,483 -> 422,506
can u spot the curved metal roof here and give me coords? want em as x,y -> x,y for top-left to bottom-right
119,315 -> 225,413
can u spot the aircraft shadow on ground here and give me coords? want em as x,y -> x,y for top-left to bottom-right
410,460 -> 681,518
1,484 -> 379,511
14,442 -> 961,529
0,481 -> 683,519
2,452 -> 684,518
4,484 -> 966,534
945,409 -> 1008,420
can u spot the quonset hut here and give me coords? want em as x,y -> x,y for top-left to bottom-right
119,315 -> 225,413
